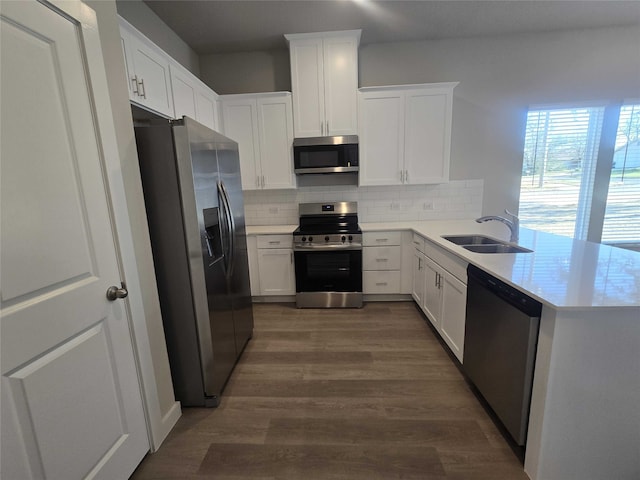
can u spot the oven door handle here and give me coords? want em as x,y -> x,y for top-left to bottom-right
294,244 -> 362,251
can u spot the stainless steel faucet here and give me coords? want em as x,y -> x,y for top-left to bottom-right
476,209 -> 520,243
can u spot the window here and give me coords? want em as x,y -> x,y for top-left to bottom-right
602,104 -> 640,244
519,104 -> 640,245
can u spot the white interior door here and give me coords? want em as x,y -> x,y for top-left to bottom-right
1,1 -> 149,478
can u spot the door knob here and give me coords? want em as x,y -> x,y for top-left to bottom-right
106,282 -> 128,301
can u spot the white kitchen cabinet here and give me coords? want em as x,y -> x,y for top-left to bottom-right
412,233 -> 467,362
256,235 -> 295,295
285,31 -> 360,138
358,83 -> 458,186
221,93 -> 295,191
119,18 -> 173,117
246,235 -> 260,296
362,231 -> 403,294
170,62 -> 220,131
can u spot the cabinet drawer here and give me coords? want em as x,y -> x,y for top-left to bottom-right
257,234 -> 293,249
412,233 -> 425,253
364,271 -> 401,294
423,239 -> 467,283
363,246 -> 401,270
363,231 -> 402,246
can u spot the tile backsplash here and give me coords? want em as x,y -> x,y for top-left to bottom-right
244,180 -> 483,225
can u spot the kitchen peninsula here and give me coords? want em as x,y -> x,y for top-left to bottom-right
247,219 -> 640,480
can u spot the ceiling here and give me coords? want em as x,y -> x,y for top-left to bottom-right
143,0 -> 640,55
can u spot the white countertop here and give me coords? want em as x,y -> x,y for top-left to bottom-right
363,220 -> 640,309
248,220 -> 640,309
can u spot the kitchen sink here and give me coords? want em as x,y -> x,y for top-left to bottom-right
463,244 -> 533,254
441,234 -> 533,254
441,235 -> 502,245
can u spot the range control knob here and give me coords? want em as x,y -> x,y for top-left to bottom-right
308,236 -> 313,242
341,236 -> 346,243
348,235 -> 353,242
324,236 -> 330,242
302,236 -> 307,242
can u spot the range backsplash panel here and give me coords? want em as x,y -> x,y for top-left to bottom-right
244,180 -> 483,226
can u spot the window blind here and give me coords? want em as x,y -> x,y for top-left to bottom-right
519,107 -> 604,239
602,104 -> 640,244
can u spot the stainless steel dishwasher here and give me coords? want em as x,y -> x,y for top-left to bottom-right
463,264 -> 542,446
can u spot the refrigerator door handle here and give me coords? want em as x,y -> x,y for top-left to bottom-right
218,180 -> 236,278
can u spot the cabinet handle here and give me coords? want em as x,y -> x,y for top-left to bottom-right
400,170 -> 404,183
376,258 -> 388,262
256,176 -> 260,188
138,78 -> 146,99
375,238 -> 388,242
418,257 -> 422,270
405,170 -> 409,184
131,75 -> 139,95
326,121 -> 329,134
375,282 -> 388,286
262,175 -> 265,187
268,241 -> 281,245
290,251 -> 293,264
434,272 -> 439,288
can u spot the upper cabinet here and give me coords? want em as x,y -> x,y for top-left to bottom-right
285,31 -> 360,138
358,83 -> 458,186
119,17 -> 221,130
170,62 -> 221,131
220,93 -> 295,191
120,18 -> 173,118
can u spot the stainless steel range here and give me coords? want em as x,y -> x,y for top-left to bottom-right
293,202 -> 363,308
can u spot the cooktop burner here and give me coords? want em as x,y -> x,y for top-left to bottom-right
293,202 -> 362,248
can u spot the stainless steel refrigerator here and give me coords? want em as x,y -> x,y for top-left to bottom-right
134,116 -> 253,407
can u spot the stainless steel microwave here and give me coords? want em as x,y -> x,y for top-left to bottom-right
293,135 -> 359,174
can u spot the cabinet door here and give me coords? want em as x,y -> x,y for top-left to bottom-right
120,29 -> 137,100
170,64 -> 197,120
257,248 -> 295,295
404,89 -> 450,184
221,99 -> 261,190
289,37 -> 324,137
257,95 -> 295,189
323,35 -> 358,136
440,271 -> 467,363
412,250 -> 427,307
422,256 -> 442,328
195,87 -> 219,131
128,33 -> 173,117
358,92 -> 404,186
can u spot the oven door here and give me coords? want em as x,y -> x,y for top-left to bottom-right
294,249 -> 362,293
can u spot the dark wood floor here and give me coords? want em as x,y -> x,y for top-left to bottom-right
131,302 -> 529,479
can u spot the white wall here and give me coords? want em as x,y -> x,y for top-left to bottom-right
200,25 -> 640,215
115,0 -> 200,75
359,26 -> 640,214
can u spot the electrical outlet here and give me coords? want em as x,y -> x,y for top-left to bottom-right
423,202 -> 434,210
268,207 -> 279,214
390,201 -> 400,211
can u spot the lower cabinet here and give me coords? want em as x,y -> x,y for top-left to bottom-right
363,231 -> 402,294
412,233 -> 467,362
255,235 -> 295,296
